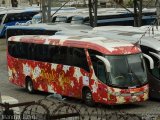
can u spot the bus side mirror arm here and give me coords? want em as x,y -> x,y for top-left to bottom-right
143,53 -> 154,69
149,51 -> 160,59
96,55 -> 111,72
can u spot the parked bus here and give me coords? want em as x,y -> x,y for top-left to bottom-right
93,26 -> 160,99
0,9 -> 39,37
31,7 -> 77,24
71,8 -> 156,26
6,23 -> 92,39
7,34 -> 149,106
53,13 -> 78,23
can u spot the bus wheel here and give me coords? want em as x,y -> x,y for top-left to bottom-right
83,89 -> 94,106
26,78 -> 34,93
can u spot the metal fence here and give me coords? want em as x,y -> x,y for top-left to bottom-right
0,96 -> 160,120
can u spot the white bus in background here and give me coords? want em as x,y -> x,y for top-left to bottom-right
53,12 -> 82,23
31,7 -> 77,24
6,23 -> 92,38
70,8 -> 156,26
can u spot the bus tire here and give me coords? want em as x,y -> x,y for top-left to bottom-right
26,78 -> 34,93
83,89 -> 94,106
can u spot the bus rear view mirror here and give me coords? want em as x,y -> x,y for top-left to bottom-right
96,55 -> 111,72
143,53 -> 154,69
149,52 -> 160,68
149,51 -> 160,60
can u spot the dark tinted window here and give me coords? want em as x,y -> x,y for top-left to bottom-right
52,16 -> 57,22
90,56 -> 107,83
8,41 -> 89,71
35,44 -> 49,61
88,49 -> 102,56
49,45 -> 60,63
28,43 -> 35,60
6,28 -> 58,39
67,16 -> 73,23
83,17 -> 89,25
71,16 -> 84,24
4,13 -> 22,23
88,49 -> 108,83
4,12 -> 38,23
72,48 -> 89,71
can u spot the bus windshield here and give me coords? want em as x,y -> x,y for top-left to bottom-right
55,16 -> 67,23
106,53 -> 147,88
32,15 -> 42,24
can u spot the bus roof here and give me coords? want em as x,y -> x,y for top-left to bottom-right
54,25 -> 160,52
93,26 -> 160,52
54,12 -> 80,17
0,8 -> 39,15
7,23 -> 93,31
8,34 -> 141,55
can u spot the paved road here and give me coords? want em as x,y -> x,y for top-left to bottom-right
1,38 -> 160,116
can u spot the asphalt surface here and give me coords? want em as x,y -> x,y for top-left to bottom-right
1,38 -> 160,116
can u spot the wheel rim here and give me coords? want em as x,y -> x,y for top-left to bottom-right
85,92 -> 92,103
27,81 -> 33,92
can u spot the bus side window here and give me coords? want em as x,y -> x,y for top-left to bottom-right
21,13 -> 27,21
4,14 -> 15,23
28,43 -> 35,60
50,46 -> 68,65
67,17 -> 72,23
52,16 -> 57,23
91,56 -> 107,84
83,17 -> 89,25
43,45 -> 49,62
49,46 -> 59,63
48,46 -> 53,62
15,42 -> 21,58
16,14 -> 22,21
58,46 -> 68,64
22,43 -> 29,59
72,48 -> 89,72
8,41 -> 15,57
66,47 -> 73,66
18,29 -> 23,35
35,44 -> 43,61
12,44 -> 16,57
10,42 -> 18,58
28,12 -> 35,19
22,13 -> 33,21
12,42 -> 22,58
45,30 -> 57,35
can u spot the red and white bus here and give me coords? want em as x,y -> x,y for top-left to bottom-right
7,34 -> 149,106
